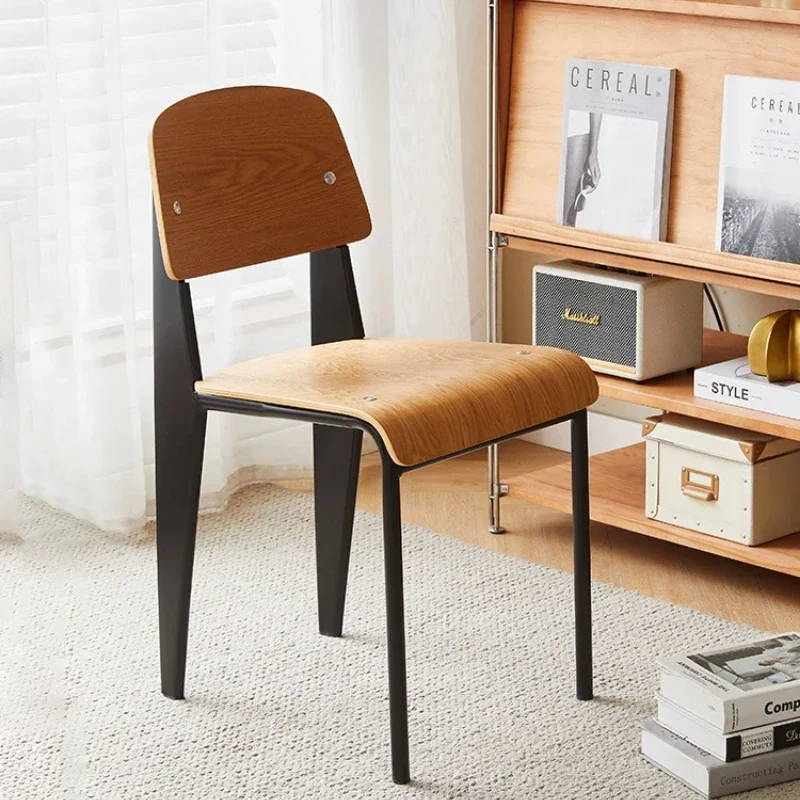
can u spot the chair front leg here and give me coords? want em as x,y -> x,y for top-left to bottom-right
571,409 -> 593,701
313,424 -> 362,637
381,460 -> 410,785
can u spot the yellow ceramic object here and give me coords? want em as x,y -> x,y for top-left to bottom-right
747,310 -> 800,383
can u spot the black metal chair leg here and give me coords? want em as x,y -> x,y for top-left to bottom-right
155,405 -> 207,700
381,461 -> 410,784
571,409 -> 593,701
313,424 -> 362,637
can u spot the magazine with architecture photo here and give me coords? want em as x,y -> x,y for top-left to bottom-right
659,634 -> 800,733
557,58 -> 676,240
717,75 -> 800,264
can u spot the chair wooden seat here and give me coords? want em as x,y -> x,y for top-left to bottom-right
196,338 -> 598,467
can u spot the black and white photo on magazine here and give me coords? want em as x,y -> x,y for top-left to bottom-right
687,634 -> 800,691
561,109 -> 659,238
717,74 -> 800,265
719,167 -> 800,264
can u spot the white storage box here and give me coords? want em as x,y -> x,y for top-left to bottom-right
643,414 -> 800,546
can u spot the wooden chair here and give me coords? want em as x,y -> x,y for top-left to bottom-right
150,86 -> 599,784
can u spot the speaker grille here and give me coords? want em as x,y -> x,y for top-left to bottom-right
535,272 -> 637,367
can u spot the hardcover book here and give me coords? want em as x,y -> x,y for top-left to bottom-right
659,633 -> 800,733
716,75 -> 800,264
694,357 -> 800,422
641,718 -> 800,798
657,693 -> 800,762
557,58 -> 676,240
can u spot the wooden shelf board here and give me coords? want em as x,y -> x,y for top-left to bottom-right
507,443 -> 800,577
492,215 -> 800,291
502,234 -> 800,302
521,0 -> 800,26
596,329 -> 800,442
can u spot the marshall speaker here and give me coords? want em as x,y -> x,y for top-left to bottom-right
532,261 -> 703,381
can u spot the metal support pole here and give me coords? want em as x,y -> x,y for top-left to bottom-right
486,0 -> 506,534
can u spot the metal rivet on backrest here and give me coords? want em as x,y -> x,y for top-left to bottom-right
323,171 -> 337,185
362,395 -> 377,402
516,349 -> 531,355
173,200 -> 182,215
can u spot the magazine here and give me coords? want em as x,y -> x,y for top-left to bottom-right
659,633 -> 800,733
717,75 -> 800,264
557,58 -> 676,240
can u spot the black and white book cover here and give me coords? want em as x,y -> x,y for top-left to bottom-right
641,718 -> 800,798
658,692 -> 800,762
717,75 -> 800,264
557,58 -> 676,240
694,356 -> 800,422
660,633 -> 800,733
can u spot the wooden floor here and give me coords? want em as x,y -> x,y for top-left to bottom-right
277,440 -> 800,633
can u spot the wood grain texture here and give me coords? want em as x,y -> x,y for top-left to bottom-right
674,548 -> 777,630
196,338 -> 599,467
496,0 -> 516,208
596,329 -> 800,441
501,2 -> 800,286
150,86 -> 371,280
520,0 -> 800,25
604,524 -> 699,608
502,233 -> 800,302
493,215 -> 800,287
508,443 -> 800,577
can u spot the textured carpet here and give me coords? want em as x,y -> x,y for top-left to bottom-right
1,484 -> 796,800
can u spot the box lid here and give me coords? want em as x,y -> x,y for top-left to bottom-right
642,413 -> 800,464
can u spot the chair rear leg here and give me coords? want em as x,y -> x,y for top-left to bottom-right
571,409 -> 593,701
156,405 -> 207,700
381,461 -> 410,784
313,424 -> 362,637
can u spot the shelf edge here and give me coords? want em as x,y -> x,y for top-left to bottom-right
519,0 -> 800,27
492,214 -> 800,291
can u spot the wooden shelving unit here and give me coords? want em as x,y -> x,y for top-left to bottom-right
489,0 -> 800,576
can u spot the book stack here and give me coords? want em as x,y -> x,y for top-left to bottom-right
642,634 -> 800,798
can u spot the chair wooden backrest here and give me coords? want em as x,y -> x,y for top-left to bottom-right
149,86 -> 372,280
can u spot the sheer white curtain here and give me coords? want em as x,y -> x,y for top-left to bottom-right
0,0 -> 486,535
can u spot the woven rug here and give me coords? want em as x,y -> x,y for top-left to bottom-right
1,484 -> 795,799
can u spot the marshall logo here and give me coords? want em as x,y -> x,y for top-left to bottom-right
562,307 -> 601,326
